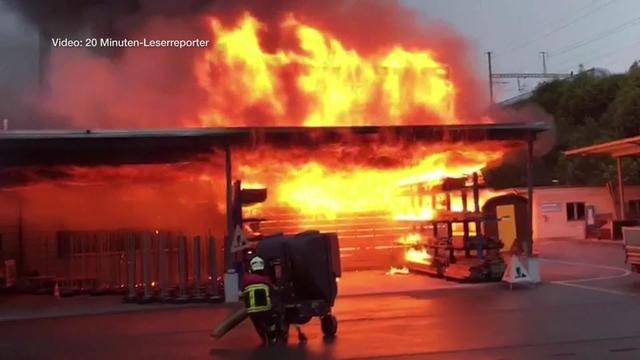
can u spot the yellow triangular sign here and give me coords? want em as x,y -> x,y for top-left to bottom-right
230,225 -> 248,253
502,254 -> 530,284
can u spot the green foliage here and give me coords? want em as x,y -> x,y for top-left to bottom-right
485,64 -> 640,188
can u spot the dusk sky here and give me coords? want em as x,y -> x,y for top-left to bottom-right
1,0 -> 639,102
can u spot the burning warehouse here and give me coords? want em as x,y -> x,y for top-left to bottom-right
0,123 -> 546,293
0,1 -> 549,295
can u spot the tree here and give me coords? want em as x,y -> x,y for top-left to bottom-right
485,65 -> 639,188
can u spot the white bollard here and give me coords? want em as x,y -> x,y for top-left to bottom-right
224,269 -> 239,303
525,256 -> 541,283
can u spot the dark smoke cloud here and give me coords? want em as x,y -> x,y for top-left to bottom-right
2,0 -> 212,37
4,0 -> 487,129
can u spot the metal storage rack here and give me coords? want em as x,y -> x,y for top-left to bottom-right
397,172 -> 505,281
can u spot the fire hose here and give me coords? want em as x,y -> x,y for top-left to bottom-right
211,308 -> 248,340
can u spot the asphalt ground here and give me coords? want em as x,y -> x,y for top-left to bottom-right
2,239 -> 640,359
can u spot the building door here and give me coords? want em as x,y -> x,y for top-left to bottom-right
497,205 -> 517,251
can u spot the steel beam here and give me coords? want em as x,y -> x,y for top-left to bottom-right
526,138 -> 534,256
225,145 -> 233,270
617,156 -> 625,220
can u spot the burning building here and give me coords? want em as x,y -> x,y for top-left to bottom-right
0,1 -> 547,291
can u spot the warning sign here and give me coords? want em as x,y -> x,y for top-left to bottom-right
230,225 -> 249,253
502,254 -> 530,285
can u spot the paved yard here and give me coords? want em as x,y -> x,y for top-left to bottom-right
2,239 -> 640,359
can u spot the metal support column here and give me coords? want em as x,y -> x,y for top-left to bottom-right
617,156 -> 625,220
472,172 -> 481,236
462,190 -> 470,258
224,145 -> 233,271
526,138 -> 534,257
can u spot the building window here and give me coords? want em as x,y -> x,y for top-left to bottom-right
566,202 -> 586,221
629,200 -> 640,218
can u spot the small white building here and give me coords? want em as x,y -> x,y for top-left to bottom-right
520,185 -> 640,241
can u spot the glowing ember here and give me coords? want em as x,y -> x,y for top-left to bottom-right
386,266 -> 410,276
405,247 -> 432,265
197,13 -> 455,126
397,233 -> 422,246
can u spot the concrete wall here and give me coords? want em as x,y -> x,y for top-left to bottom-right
530,186 -> 614,240
521,185 -> 640,240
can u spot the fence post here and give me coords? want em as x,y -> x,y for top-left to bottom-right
193,236 -> 204,300
159,232 -> 169,302
208,236 -> 221,302
176,235 -> 189,302
141,232 -> 153,303
124,233 -> 136,302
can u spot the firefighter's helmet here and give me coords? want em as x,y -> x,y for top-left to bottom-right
249,256 -> 265,272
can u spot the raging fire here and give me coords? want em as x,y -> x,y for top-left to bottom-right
194,12 -> 508,220
18,9 -> 514,247
197,13 -> 455,126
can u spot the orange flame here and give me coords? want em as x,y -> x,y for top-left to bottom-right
386,266 -> 410,276
405,247 -> 432,265
238,145 -> 505,219
397,233 -> 422,246
197,13 -> 455,126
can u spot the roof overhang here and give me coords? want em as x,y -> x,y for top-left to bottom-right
564,135 -> 640,158
0,123 -> 548,167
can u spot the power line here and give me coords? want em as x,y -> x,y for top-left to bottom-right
550,16 -> 640,58
505,0 -> 620,53
555,36 -> 640,73
499,0 -> 600,51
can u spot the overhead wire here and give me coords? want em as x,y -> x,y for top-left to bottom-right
550,16 -> 640,58
504,0 -> 620,54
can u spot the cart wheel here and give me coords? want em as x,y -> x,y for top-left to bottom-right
321,314 -> 338,338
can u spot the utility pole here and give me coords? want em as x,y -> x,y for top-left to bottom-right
486,51 -> 494,105
540,51 -> 547,74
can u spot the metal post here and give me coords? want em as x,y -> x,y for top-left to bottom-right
125,233 -> 136,302
17,199 -> 23,276
445,193 -> 453,239
176,235 -> 188,302
617,156 -> 625,220
141,232 -> 152,302
462,190 -> 470,257
473,172 -> 481,236
486,51 -> 494,104
526,138 -> 534,257
193,236 -> 204,300
208,236 -> 221,301
225,145 -> 233,271
158,232 -> 169,302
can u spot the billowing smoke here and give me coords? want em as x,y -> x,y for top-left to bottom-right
2,0 -> 211,38
3,0 -> 487,128
0,1 -> 503,245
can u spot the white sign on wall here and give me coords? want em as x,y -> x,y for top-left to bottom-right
540,202 -> 562,213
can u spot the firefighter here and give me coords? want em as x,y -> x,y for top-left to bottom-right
242,256 -> 273,311
242,255 -> 307,344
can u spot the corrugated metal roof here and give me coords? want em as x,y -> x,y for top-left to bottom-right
0,123 -> 548,167
564,135 -> 640,157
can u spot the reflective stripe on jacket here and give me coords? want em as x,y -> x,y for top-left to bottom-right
243,283 -> 272,313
